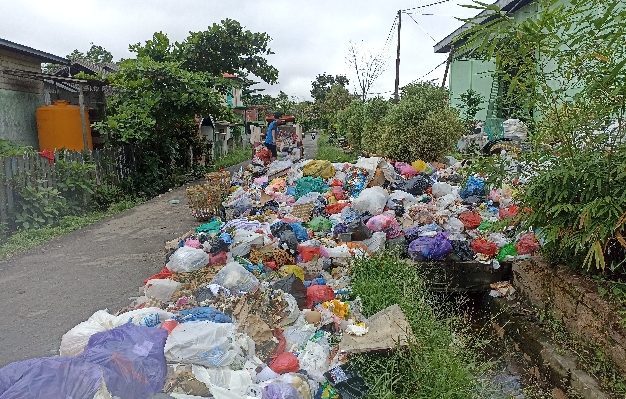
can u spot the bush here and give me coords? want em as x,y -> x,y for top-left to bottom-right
349,251 -> 487,398
361,97 -> 390,156
379,82 -> 464,162
336,100 -> 365,151
316,132 -> 358,163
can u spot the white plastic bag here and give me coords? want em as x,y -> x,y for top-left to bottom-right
323,245 -> 352,258
297,339 -> 331,382
230,230 -> 264,257
113,307 -> 174,328
144,278 -> 182,301
362,232 -> 387,253
165,321 -> 241,367
431,182 -> 453,198
167,246 -> 210,273
192,365 -> 254,397
437,193 -> 457,210
387,190 -> 418,209
211,261 -> 260,293
352,186 -> 389,215
59,310 -> 117,356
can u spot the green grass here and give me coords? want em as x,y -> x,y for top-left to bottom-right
316,133 -> 358,163
349,251 -> 491,398
0,198 -> 141,261
211,145 -> 251,171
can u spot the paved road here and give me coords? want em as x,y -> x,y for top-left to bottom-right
0,135 -> 317,366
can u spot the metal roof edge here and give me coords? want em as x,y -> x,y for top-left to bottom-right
0,37 -> 68,64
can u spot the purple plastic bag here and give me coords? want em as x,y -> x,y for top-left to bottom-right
262,382 -> 301,399
79,322 -> 168,399
0,356 -> 103,399
408,233 -> 452,261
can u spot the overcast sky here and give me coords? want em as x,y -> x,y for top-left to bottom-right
0,0 -> 479,100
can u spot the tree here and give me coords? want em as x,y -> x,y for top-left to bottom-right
347,42 -> 386,101
176,19 -> 279,84
310,73 -> 350,103
85,43 -> 114,64
320,84 -> 355,133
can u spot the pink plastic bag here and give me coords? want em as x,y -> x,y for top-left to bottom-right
516,233 -> 540,255
269,352 -> 300,374
396,162 -> 418,178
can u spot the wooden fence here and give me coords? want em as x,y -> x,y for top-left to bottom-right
0,147 -> 136,227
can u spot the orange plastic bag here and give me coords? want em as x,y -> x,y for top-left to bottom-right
306,285 -> 335,308
499,205 -> 519,219
269,352 -> 300,374
459,211 -> 482,230
325,202 -> 350,215
471,238 -> 498,257
298,244 -> 320,262
144,266 -> 173,285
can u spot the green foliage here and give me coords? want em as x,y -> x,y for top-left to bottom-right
54,158 -> 96,213
310,73 -> 350,103
459,89 -> 484,131
211,145 -> 251,171
336,100 -> 365,151
316,133 -> 358,163
15,185 -> 67,229
349,252 -> 486,398
319,85 -> 355,133
0,139 -> 32,157
380,82 -> 464,162
93,183 -> 127,211
360,97 -> 390,156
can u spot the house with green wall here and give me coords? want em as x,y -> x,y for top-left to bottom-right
434,0 -> 541,121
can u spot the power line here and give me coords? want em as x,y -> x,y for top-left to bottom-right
404,12 -> 437,42
401,0 -> 454,12
407,60 -> 447,86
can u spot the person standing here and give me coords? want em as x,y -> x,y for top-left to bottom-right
264,112 -> 281,159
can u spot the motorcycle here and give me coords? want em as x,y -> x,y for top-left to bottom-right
311,132 -> 316,140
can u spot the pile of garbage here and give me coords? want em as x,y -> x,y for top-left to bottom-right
0,154 -> 540,399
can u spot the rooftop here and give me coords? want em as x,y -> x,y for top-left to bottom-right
0,37 -> 68,64
433,0 -> 533,54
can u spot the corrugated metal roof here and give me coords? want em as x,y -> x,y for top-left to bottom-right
0,37 -> 68,64
433,0 -> 533,54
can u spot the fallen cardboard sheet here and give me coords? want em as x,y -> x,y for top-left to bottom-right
339,304 -> 414,354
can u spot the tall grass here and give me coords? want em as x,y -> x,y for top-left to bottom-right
349,251 -> 492,398
315,133 -> 358,163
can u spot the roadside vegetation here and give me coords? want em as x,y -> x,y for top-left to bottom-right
315,132 -> 358,163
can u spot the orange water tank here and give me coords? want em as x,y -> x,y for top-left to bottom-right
36,100 -> 93,151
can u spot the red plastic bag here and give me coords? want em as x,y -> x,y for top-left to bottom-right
516,233 -> 540,255
210,251 -> 228,266
499,205 -> 519,219
306,285 -> 335,308
331,186 -> 346,200
459,211 -> 482,230
471,238 -> 498,257
161,320 -> 179,334
271,329 -> 287,359
256,147 -> 272,164
326,202 -> 350,215
269,352 -> 300,374
144,266 -> 173,285
298,244 -> 320,262
330,179 -> 343,187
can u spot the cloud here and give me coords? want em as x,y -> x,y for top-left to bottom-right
0,0 -> 480,100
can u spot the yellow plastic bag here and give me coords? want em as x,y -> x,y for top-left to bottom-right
411,160 -> 427,173
280,265 -> 305,281
303,160 -> 335,179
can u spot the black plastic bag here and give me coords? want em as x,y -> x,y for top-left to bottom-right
271,221 -> 293,237
278,230 -> 299,254
394,175 -> 431,196
324,365 -> 369,399
272,274 -> 306,309
449,240 -> 474,262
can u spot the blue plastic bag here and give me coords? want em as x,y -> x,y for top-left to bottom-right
0,356 -> 104,399
79,323 -> 168,399
408,233 -> 453,261
460,176 -> 486,199
289,223 -> 309,242
175,307 -> 232,323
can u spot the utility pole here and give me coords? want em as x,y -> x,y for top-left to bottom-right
394,10 -> 402,102
441,46 -> 454,89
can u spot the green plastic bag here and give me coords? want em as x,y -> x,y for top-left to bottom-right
295,177 -> 329,199
478,220 -> 493,232
196,218 -> 223,234
308,216 -> 332,232
497,243 -> 517,262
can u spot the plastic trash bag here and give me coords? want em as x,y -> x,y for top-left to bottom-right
262,382 -> 301,399
279,230 -> 299,253
394,175 -> 431,196
497,243 -> 518,262
303,160 -> 335,179
516,233 -> 540,255
449,240 -> 474,262
298,243 -> 320,262
79,323 -> 168,399
411,160 -> 428,173
431,182 -> 453,198
273,274 -> 307,310
166,247 -> 210,273
324,365 -> 369,399
289,223 -> 309,242
471,238 -> 498,257
194,284 -> 231,303
460,176 -> 486,199
306,285 -> 335,308
408,233 -> 453,261
387,190 -> 418,209
295,177 -> 328,199
211,262 -> 260,294
144,279 -> 182,302
308,216 -> 332,232
175,307 -> 232,324
437,193 -> 457,210
459,211 -> 482,230
395,162 -> 418,178
0,356 -> 108,399
499,205 -> 519,220
352,187 -> 389,215
191,365 -> 254,398
269,352 -> 300,374
60,310 -> 117,357
444,217 -> 464,234
196,219 -> 223,235
114,308 -> 175,329
164,321 -> 243,368
362,232 -> 386,253
231,230 -> 265,257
